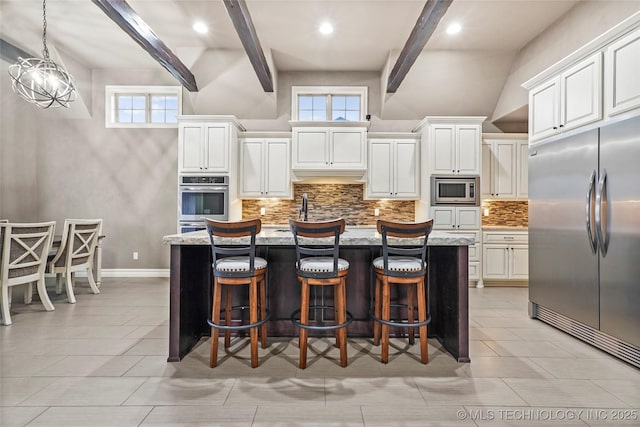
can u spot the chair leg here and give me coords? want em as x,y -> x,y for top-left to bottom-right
37,276 -> 55,312
407,283 -> 415,345
224,286 -> 232,348
336,278 -> 348,368
381,277 -> 391,364
86,267 -> 100,294
373,276 -> 381,346
24,282 -> 33,304
1,284 -> 12,325
210,279 -> 222,368
299,279 -> 309,369
416,278 -> 429,364
65,273 -> 76,304
249,277 -> 259,368
259,275 -> 268,349
55,273 -> 63,295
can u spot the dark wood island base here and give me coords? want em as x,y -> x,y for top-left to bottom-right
166,232 -> 471,364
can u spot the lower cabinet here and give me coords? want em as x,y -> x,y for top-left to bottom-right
482,230 -> 528,281
432,211 -> 481,284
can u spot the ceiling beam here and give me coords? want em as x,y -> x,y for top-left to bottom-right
223,0 -> 274,92
91,0 -> 198,91
387,0 -> 452,93
0,38 -> 37,64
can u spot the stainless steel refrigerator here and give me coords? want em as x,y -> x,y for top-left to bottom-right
529,115 -> 640,366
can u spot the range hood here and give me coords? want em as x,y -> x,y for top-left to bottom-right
291,168 -> 367,184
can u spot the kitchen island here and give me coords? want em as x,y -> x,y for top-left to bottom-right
162,226 -> 474,363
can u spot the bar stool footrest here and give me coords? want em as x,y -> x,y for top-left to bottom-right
291,305 -> 353,331
208,305 -> 271,331
369,306 -> 431,328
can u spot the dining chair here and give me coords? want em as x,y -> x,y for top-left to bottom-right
0,221 -> 56,325
48,219 -> 102,304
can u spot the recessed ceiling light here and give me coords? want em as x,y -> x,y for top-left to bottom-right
446,22 -> 462,35
319,22 -> 334,35
193,22 -> 208,34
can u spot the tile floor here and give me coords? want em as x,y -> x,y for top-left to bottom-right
1,278 -> 639,426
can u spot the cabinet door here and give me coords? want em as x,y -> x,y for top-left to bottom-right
394,140 -> 419,198
264,139 -> 291,197
456,207 -> 480,229
606,28 -> 640,116
204,124 -> 229,172
240,139 -> 264,197
330,129 -> 366,168
179,123 -> 204,172
529,79 -> 559,142
483,245 -> 509,280
481,142 -> 492,198
560,52 -> 602,132
430,125 -> 456,174
516,140 -> 529,199
493,141 -> 516,198
456,125 -> 480,174
510,246 -> 529,280
431,207 -> 456,229
367,139 -> 393,197
293,129 -> 328,168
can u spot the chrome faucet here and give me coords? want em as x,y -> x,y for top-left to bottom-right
299,193 -> 308,221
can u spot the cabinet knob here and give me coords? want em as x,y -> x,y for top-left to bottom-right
457,170 -> 460,173
452,170 -> 455,173
559,124 -> 564,128
553,126 -> 558,130
457,225 -> 460,228
452,225 -> 455,229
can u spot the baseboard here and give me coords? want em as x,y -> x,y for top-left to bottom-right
65,269 -> 170,278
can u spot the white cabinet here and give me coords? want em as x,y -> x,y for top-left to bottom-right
239,138 -> 291,198
366,139 -> 419,199
529,53 -> 602,142
179,122 -> 233,173
482,138 -> 528,200
483,231 -> 528,281
429,123 -> 481,175
292,127 -> 366,171
431,207 -> 480,230
605,28 -> 640,117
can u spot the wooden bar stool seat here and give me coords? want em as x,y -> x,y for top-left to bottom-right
371,219 -> 433,364
289,218 -> 352,369
205,218 -> 270,368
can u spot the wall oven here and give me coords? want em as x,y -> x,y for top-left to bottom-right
431,175 -> 480,206
178,175 -> 228,231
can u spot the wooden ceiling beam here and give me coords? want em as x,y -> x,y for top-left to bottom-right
0,38 -> 37,64
387,0 -> 452,93
223,0 -> 274,92
91,0 -> 198,91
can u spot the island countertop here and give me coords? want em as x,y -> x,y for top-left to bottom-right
163,226 -> 475,246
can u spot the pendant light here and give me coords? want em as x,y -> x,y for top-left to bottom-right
8,0 -> 77,108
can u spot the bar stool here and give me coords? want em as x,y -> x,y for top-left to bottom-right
289,218 -> 352,368
371,219 -> 433,364
205,218 -> 270,368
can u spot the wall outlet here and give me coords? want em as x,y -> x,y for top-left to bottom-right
133,252 -> 139,260
260,207 -> 266,216
483,208 -> 490,217
374,208 -> 380,217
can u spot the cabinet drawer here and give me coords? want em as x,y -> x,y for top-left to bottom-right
469,243 -> 480,262
483,231 -> 528,244
469,261 -> 480,281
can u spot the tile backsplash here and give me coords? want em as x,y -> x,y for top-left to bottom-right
482,200 -> 528,227
242,184 -> 415,225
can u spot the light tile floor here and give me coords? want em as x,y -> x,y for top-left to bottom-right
1,278 -> 639,426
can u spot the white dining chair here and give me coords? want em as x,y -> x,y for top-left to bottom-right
0,221 -> 56,325
48,219 -> 102,304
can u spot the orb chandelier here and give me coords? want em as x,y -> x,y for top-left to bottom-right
8,0 -> 76,108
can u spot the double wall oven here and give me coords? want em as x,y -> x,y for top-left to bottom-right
178,175 -> 228,233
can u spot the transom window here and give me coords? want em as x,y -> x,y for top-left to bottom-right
105,86 -> 181,128
292,86 -> 367,122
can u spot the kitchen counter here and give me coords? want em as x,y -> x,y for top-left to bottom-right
164,227 -> 472,364
482,226 -> 528,231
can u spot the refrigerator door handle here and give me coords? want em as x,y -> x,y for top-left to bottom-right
595,169 -> 610,257
586,170 -> 598,254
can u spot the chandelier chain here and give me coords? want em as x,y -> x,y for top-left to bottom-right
42,0 -> 49,59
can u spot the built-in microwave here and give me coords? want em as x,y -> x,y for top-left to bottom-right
431,175 -> 480,206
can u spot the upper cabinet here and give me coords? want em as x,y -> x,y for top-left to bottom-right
178,116 -> 242,174
605,27 -> 640,117
366,138 -> 419,199
482,137 -> 528,200
240,138 -> 291,199
291,126 -> 367,173
430,124 -> 481,175
528,53 -> 602,143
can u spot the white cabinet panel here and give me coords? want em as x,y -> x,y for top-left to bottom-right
292,127 -> 366,171
432,207 -> 456,229
510,246 -> 529,280
517,141 -> 529,199
482,139 -> 527,200
204,125 -> 229,172
429,123 -> 481,175
368,140 -> 393,196
457,207 -> 481,229
606,28 -> 640,116
483,245 -> 509,279
529,79 -> 559,142
493,141 -> 517,198
240,139 -> 263,196
181,124 -> 204,172
395,141 -> 419,197
367,139 -> 419,199
483,231 -> 528,281
178,121 -> 231,173
430,125 -> 456,175
293,129 -> 328,168
560,52 -> 602,131
265,139 -> 291,197
331,129 -> 365,168
431,207 -> 480,230
457,126 -> 480,174
240,138 -> 291,199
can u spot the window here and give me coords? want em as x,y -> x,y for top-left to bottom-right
292,86 -> 367,122
105,86 -> 181,128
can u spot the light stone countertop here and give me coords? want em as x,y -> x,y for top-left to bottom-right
482,226 -> 529,231
163,226 -> 475,246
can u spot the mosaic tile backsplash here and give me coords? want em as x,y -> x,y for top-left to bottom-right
482,200 -> 528,227
242,184 -> 415,225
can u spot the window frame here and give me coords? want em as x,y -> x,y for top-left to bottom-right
291,86 -> 367,122
105,85 -> 182,128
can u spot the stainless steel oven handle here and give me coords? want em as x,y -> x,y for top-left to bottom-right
585,170 -> 597,254
180,186 -> 228,192
595,169 -> 609,258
